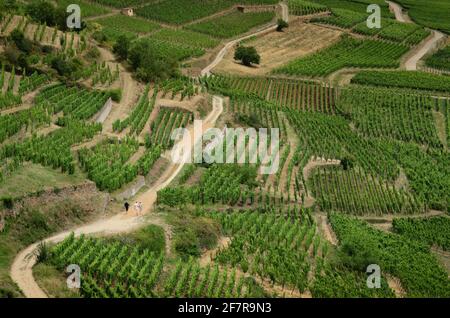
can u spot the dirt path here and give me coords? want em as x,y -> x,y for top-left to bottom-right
386,1 -> 446,71
386,1 -> 412,23
302,157 -> 340,207
404,30 -> 445,71
316,213 -> 338,246
10,96 -> 224,298
200,4 -> 288,76
278,121 -> 299,197
386,274 -> 406,298
199,236 -> 231,267
96,47 -> 140,134
358,209 -> 447,222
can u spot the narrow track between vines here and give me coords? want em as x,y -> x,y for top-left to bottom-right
10,96 -> 224,298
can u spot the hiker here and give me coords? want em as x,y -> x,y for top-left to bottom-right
124,202 -> 130,213
133,201 -> 139,214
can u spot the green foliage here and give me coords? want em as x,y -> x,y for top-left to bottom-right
276,35 -> 408,77
338,86 -> 443,147
288,0 -> 328,16
1,196 -> 14,209
8,29 -> 32,53
113,35 -> 131,60
128,39 -> 181,82
234,46 -> 260,67
187,11 -> 275,39
107,88 -> 122,102
310,166 -> 423,215
329,213 -> 450,297
425,44 -> 450,71
148,106 -> 193,148
394,0 -> 450,34
202,75 -> 337,113
276,19 -> 288,32
393,217 -> 450,251
351,70 -> 450,93
158,164 -> 258,207
136,0 -> 278,25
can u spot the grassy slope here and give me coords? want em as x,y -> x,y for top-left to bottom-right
0,163 -> 87,199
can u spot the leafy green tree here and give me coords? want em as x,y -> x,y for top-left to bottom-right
234,46 -> 260,67
9,29 -> 32,53
128,40 -> 178,82
276,18 -> 288,32
113,35 -> 130,61
26,0 -> 57,26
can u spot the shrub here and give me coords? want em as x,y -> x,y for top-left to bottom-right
1,197 -> 14,209
113,35 -> 130,61
108,88 -> 122,102
234,46 -> 260,67
276,18 -> 288,32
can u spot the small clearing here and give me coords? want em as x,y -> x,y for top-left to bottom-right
213,22 -> 342,76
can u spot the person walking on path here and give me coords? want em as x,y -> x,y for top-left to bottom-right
124,202 -> 130,213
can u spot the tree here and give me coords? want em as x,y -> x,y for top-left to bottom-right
113,35 -> 130,61
340,157 -> 354,171
9,29 -> 32,53
26,0 -> 57,26
128,40 -> 179,82
277,19 -> 288,32
234,46 -> 260,67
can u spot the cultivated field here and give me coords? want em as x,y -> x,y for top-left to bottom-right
0,0 -> 449,302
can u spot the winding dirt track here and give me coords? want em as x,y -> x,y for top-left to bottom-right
386,1 -> 445,71
201,3 -> 289,76
10,97 -> 224,298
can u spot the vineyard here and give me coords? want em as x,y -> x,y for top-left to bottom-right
337,87 -> 443,147
351,70 -> 450,93
186,11 -> 275,39
148,106 -> 193,149
275,35 -> 409,77
46,233 -> 258,298
393,216 -> 450,251
203,75 -> 337,113
330,213 -> 450,297
34,84 -> 111,120
136,0 -> 278,25
113,85 -> 157,135
77,137 -> 161,191
310,166 -> 423,215
425,44 -> 450,72
287,0 -> 328,16
2,0 -> 450,302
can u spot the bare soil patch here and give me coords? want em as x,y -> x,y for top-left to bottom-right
213,22 -> 342,76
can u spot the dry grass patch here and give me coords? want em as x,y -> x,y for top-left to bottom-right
213,21 -> 342,76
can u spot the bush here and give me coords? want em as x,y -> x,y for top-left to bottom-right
234,46 -> 260,67
1,197 -> 14,209
108,89 -> 122,102
26,0 -> 57,26
84,47 -> 100,60
277,18 -> 288,32
128,40 -> 179,82
9,29 -> 32,53
113,35 -> 130,61
174,229 -> 201,258
170,213 -> 221,259
50,56 -> 82,79
92,31 -> 108,44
